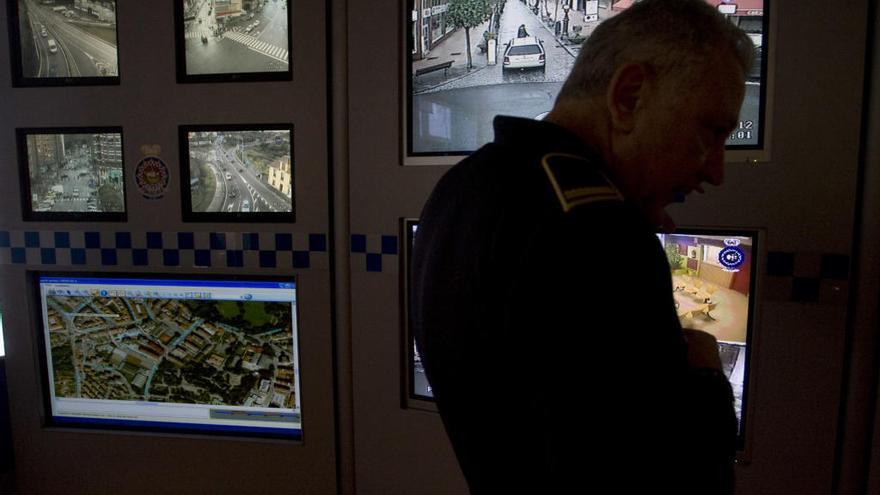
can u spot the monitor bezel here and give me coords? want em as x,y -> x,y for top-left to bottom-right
6,0 -> 121,87
665,226 -> 762,455
400,0 -> 774,165
178,123 -> 296,223
399,219 -> 763,454
172,0 -> 293,84
16,126 -> 128,222
30,270 -> 304,441
399,218 -> 437,412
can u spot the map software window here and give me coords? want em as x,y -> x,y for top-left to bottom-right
38,275 -> 302,439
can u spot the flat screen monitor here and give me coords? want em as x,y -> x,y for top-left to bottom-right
17,127 -> 126,222
403,220 -> 758,449
6,0 -> 120,86
174,0 -> 292,82
405,0 -> 769,160
179,124 -> 295,222
35,273 -> 302,440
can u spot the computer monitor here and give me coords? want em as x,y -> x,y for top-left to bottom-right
657,228 -> 758,449
405,0 -> 770,161
179,124 -> 295,223
403,220 -> 759,450
17,127 -> 126,222
34,273 -> 302,440
6,0 -> 120,87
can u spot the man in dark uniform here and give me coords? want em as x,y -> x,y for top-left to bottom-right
411,0 -> 754,493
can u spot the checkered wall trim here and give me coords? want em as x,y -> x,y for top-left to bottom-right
351,234 -> 398,273
350,232 -> 851,305
0,231 -> 328,270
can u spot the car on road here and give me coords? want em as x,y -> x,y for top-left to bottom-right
40,25 -> 47,37
225,172 -> 232,180
253,20 -> 260,26
230,191 -> 237,198
47,39 -> 58,54
502,36 -> 545,72
241,200 -> 250,212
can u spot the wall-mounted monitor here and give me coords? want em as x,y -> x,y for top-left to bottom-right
174,0 -> 292,83
34,273 -> 303,440
402,219 -> 760,450
17,127 -> 126,222
179,124 -> 295,223
6,0 -> 120,87
404,0 -> 770,164
657,228 -> 759,451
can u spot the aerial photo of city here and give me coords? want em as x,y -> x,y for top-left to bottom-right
188,129 -> 293,213
16,0 -> 118,79
25,132 -> 124,213
182,0 -> 290,75
47,294 -> 298,409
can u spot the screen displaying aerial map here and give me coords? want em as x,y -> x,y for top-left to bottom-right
38,275 -> 301,438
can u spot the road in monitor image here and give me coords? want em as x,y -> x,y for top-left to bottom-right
410,0 -> 763,153
188,130 -> 293,214
26,132 -> 124,213
17,0 -> 118,78
183,0 -> 289,74
47,295 -> 298,409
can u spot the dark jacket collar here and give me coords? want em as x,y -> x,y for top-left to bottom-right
492,115 -> 598,160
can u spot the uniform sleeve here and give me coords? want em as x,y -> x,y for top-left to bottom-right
501,201 -> 736,493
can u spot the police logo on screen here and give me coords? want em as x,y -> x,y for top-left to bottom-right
719,238 -> 745,271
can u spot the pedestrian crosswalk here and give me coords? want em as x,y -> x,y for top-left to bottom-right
185,28 -> 212,40
223,32 -> 289,64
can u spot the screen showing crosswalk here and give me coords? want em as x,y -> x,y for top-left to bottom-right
178,0 -> 291,78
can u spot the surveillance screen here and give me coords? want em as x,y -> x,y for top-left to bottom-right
408,222 -> 757,446
38,275 -> 302,439
185,128 -> 293,215
408,0 -> 765,155
14,0 -> 119,80
657,231 -> 755,438
22,130 -> 125,215
181,0 -> 290,76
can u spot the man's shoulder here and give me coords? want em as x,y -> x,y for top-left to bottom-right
539,152 -> 623,214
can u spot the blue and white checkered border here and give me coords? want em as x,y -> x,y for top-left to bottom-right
0,231 -> 328,270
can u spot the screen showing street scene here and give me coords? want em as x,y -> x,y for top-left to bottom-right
15,0 -> 118,80
181,0 -> 290,76
658,231 -> 754,435
23,131 -> 124,215
408,0 -> 765,155
186,128 -> 293,215
38,276 -> 302,438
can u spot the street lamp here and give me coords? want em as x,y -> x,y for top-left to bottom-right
563,2 -> 570,36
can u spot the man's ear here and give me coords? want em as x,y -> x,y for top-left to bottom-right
606,63 -> 651,133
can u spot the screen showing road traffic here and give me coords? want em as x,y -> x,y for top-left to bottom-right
37,275 -> 303,439
407,0 -> 767,157
11,0 -> 119,83
182,126 -> 294,221
178,0 -> 291,79
20,129 -> 125,219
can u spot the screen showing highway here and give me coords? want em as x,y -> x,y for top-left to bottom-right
39,276 -> 302,438
15,0 -> 118,80
181,0 -> 290,75
408,0 -> 765,155
186,128 -> 293,215
23,131 -> 124,214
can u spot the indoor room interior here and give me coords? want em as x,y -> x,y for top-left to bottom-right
0,1 -> 880,494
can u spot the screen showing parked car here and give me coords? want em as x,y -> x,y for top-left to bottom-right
407,0 -> 767,156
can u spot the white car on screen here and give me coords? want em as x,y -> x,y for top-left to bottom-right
502,36 -> 545,72
241,200 -> 250,212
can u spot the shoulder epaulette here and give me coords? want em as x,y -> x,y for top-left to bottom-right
541,153 -> 623,213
